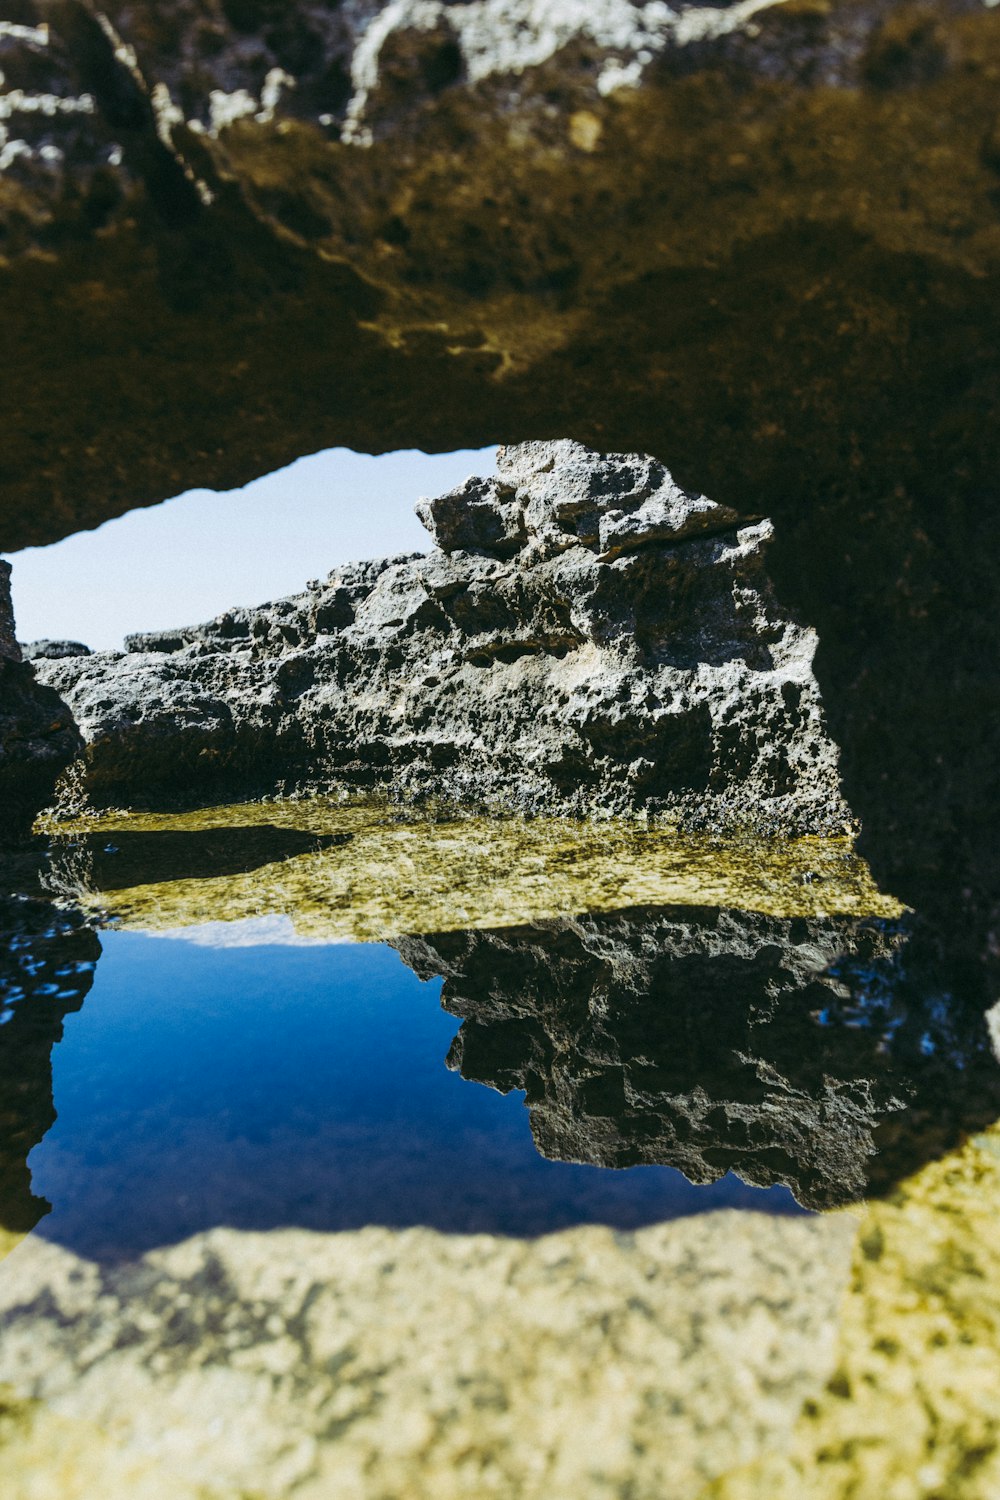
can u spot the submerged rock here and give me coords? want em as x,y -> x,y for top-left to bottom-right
40,800 -> 899,942
0,565 -> 81,842
35,443 -> 847,831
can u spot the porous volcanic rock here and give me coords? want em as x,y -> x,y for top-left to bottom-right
0,563 -> 81,842
34,442 -> 848,830
397,906 -> 1000,1210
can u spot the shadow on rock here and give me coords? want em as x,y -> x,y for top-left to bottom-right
397,908 -> 1000,1211
0,897 -> 101,1237
44,824 -> 350,894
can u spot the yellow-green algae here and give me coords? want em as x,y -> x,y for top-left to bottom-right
3,1124 -> 1000,1497
41,797 -> 902,941
702,1117 -> 1000,1500
0,1386 -> 213,1500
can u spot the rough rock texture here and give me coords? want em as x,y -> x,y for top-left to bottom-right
4,0 -> 1000,548
34,442 -> 848,829
20,642 -> 92,663
4,0 -> 1000,986
0,564 -> 81,841
6,1121 -> 1000,1499
398,906 -> 1000,1210
0,1215 -> 858,1498
707,1119 -> 1000,1500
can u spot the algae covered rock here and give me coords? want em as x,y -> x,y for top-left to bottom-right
35,442 -> 848,831
0,1215 -> 857,1499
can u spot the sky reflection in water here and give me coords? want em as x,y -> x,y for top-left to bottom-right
30,926 -> 802,1260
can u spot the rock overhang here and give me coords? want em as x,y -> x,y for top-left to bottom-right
3,0 -> 1000,548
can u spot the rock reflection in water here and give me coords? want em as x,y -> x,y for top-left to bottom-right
399,908 -> 1000,1210
0,898 -> 100,1246
4,803 -> 999,1254
26,928 -> 806,1260
46,823 -> 349,894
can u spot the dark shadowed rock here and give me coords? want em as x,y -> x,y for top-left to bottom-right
0,565 -> 81,842
0,895 -> 100,1238
44,822 -> 350,893
396,908 -> 1000,1210
34,443 -> 848,831
3,0 -> 1000,559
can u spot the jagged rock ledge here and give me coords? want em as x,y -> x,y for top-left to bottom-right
35,442 -> 848,833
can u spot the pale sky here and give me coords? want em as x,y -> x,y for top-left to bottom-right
6,447 -> 498,653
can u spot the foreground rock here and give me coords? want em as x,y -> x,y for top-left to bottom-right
35,443 -> 847,831
0,1215 -> 857,1499
0,565 -> 80,842
5,1123 -> 1000,1498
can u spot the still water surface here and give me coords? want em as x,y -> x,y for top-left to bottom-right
32,927 -> 800,1261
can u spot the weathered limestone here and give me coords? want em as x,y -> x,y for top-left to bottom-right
34,442 -> 848,830
0,564 -> 80,841
20,642 -> 92,663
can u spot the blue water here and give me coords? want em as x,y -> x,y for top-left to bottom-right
30,929 -> 804,1260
